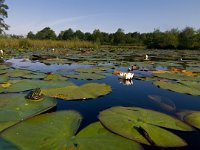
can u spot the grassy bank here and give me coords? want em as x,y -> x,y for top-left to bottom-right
0,38 -> 98,49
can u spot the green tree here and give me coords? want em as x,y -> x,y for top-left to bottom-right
193,29 -> 200,49
57,31 -> 64,40
27,31 -> 35,39
74,30 -> 84,40
35,27 -> 57,40
92,29 -> 103,44
62,28 -> 74,40
113,28 -> 125,45
0,0 -> 9,34
179,27 -> 195,49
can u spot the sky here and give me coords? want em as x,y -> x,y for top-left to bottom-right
4,0 -> 200,35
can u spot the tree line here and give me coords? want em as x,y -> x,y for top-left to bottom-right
26,27 -> 200,50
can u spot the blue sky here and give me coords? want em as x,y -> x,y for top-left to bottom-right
5,0 -> 200,35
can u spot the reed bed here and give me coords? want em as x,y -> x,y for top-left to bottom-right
0,38 -> 97,49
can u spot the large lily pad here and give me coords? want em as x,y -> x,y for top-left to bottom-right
66,73 -> 106,80
5,69 -> 47,79
0,79 -> 74,93
0,75 -> 9,83
41,83 -> 112,100
180,111 -> 200,129
0,111 -> 142,150
153,73 -> 200,81
44,73 -> 67,80
99,106 -> 193,147
75,66 -> 111,73
148,95 -> 176,112
0,94 -> 56,131
154,80 -> 200,96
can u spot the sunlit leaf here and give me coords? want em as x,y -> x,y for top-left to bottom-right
1,111 -> 142,150
66,73 -> 106,80
41,83 -> 112,100
0,94 -> 56,131
154,81 -> 200,96
99,106 -> 193,147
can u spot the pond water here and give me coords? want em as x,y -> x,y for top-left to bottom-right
4,58 -> 200,149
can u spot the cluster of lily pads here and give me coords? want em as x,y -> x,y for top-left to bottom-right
132,60 -> 200,96
0,49 -> 200,149
1,105 -> 200,149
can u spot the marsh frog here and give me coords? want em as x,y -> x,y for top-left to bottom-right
26,88 -> 44,100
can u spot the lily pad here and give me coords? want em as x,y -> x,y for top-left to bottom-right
0,79 -> 75,93
0,94 -> 56,131
0,65 -> 10,70
180,111 -> 200,129
75,67 -> 110,73
41,83 -> 112,100
154,81 -> 200,96
153,73 -> 200,81
44,73 -> 67,80
148,95 -> 176,112
66,73 -> 106,80
0,75 -> 9,83
99,106 -> 193,147
0,111 -> 142,150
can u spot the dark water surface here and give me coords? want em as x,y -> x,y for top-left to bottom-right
6,58 -> 200,150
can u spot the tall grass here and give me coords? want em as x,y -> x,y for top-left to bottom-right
0,38 -> 98,49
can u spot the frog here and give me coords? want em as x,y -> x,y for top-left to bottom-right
26,88 -> 44,100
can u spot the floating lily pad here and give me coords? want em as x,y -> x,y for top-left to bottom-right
0,75 -> 9,83
148,95 -> 176,112
154,73 -> 200,81
180,111 -> 200,129
0,79 -> 75,93
0,138 -> 20,150
0,111 -> 142,150
5,69 -> 47,79
22,72 -> 47,79
75,67 -> 110,73
99,106 -> 193,147
44,73 -> 67,80
41,83 -> 112,100
66,73 -> 106,80
0,94 -> 56,131
5,69 -> 32,77
0,65 -> 10,70
154,81 -> 200,96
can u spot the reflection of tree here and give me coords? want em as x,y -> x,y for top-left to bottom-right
119,78 -> 133,86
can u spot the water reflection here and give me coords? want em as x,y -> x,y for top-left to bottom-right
119,78 -> 133,86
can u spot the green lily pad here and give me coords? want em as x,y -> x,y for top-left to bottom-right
99,106 -> 193,147
0,111 -> 142,150
44,73 -> 67,80
5,69 -> 32,77
5,69 -> 47,79
75,67 -> 110,73
0,75 -> 9,83
154,73 -> 200,81
0,94 -> 56,131
181,111 -> 200,129
66,73 -> 106,80
22,72 -> 47,79
0,65 -> 10,70
41,83 -> 112,100
154,80 -> 200,96
0,79 -> 75,93
148,95 -> 176,112
0,138 -> 20,150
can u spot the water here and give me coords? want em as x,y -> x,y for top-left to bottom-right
5,58 -> 200,149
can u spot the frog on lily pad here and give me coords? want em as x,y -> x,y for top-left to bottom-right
25,88 -> 44,100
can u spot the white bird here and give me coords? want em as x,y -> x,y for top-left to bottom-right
144,54 -> 149,60
0,50 -> 3,57
118,72 -> 134,80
